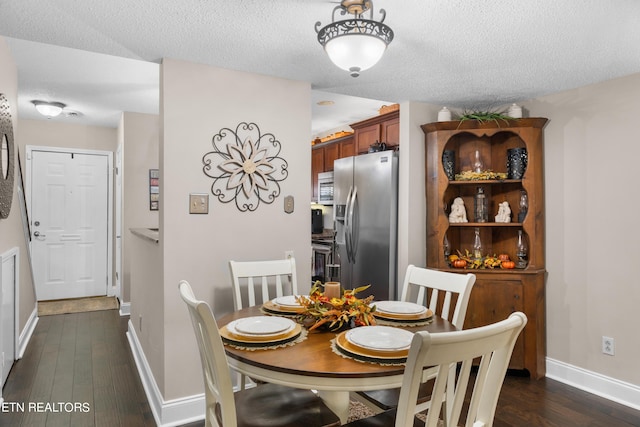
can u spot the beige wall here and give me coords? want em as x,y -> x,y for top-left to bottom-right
0,37 -> 36,335
524,74 -> 640,385
18,119 -> 116,152
397,101 -> 439,280
120,112 -> 159,302
128,58 -> 312,400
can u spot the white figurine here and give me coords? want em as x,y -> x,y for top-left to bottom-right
449,197 -> 468,223
495,201 -> 512,223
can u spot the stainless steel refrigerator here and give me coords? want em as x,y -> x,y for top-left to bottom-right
333,151 -> 398,300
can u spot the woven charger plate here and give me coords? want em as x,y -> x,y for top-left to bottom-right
262,300 -> 305,314
220,323 -> 302,343
336,330 -> 409,359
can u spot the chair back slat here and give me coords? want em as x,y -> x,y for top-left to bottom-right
229,258 -> 298,310
400,265 -> 475,329
395,312 -> 527,427
179,280 -> 237,427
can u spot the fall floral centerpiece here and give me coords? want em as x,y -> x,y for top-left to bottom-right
296,281 -> 377,332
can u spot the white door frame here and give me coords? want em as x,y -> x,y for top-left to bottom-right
25,145 -> 114,299
115,144 -> 122,302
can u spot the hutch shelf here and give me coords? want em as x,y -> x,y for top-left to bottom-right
422,118 -> 548,379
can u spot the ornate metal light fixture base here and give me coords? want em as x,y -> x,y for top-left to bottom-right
315,0 -> 394,77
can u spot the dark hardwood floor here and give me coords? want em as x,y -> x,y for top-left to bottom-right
2,308 -> 640,426
1,309 -> 154,427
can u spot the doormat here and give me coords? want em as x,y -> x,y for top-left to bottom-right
38,296 -> 119,316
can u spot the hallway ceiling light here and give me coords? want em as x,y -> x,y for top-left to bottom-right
32,100 -> 66,118
315,0 -> 394,78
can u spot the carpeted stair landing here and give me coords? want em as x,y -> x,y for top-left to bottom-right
38,296 -> 119,316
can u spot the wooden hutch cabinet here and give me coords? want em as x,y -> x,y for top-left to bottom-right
422,118 -> 548,379
351,110 -> 399,154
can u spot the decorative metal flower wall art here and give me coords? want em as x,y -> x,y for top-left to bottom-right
202,122 -> 288,212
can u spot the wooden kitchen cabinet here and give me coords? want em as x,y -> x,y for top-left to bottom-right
311,135 -> 354,201
311,147 -> 324,201
323,142 -> 340,172
351,110 -> 400,154
422,118 -> 548,378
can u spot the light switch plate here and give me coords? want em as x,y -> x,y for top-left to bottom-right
284,195 -> 294,213
189,193 -> 209,214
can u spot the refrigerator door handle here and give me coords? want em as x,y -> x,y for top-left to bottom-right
345,186 -> 354,263
347,185 -> 358,263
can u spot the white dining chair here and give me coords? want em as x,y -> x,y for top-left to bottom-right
355,265 -> 476,415
229,257 -> 298,310
229,257 -> 299,389
343,312 -> 527,427
178,280 -> 341,427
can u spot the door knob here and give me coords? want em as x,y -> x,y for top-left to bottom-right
34,231 -> 46,237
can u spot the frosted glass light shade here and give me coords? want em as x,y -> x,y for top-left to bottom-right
325,34 -> 387,77
33,101 -> 65,118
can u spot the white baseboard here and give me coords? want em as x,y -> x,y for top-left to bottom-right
546,358 -> 640,410
126,320 -> 205,426
119,301 -> 131,316
17,307 -> 38,359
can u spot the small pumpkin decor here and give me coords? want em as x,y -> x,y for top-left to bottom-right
501,260 -> 516,269
453,258 -> 468,269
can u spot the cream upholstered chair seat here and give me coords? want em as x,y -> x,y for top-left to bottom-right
343,312 -> 527,427
178,280 -> 340,427
356,265 -> 476,414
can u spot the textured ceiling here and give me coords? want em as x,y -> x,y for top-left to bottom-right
2,0 -> 640,135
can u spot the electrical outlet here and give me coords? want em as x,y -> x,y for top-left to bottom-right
602,336 -> 614,355
285,250 -> 294,259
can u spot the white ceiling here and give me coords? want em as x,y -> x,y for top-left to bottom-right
3,0 -> 640,136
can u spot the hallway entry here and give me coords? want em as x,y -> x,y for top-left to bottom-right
27,147 -> 112,301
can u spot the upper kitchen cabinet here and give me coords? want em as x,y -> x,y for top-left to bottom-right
311,147 -> 325,201
311,134 -> 354,201
350,110 -> 399,154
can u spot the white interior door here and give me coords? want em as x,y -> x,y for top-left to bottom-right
30,150 -> 109,301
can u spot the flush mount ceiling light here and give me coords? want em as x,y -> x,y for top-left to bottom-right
315,0 -> 394,77
31,100 -> 66,118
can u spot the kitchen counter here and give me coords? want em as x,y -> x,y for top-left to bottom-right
312,229 -> 334,240
130,227 -> 159,243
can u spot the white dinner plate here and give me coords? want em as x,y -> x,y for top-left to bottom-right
230,316 -> 295,336
273,295 -> 302,308
346,326 -> 414,352
374,301 -> 427,315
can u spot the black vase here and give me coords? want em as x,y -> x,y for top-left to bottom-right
507,148 -> 528,179
442,150 -> 456,180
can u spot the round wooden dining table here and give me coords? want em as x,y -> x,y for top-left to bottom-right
218,305 -> 457,423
